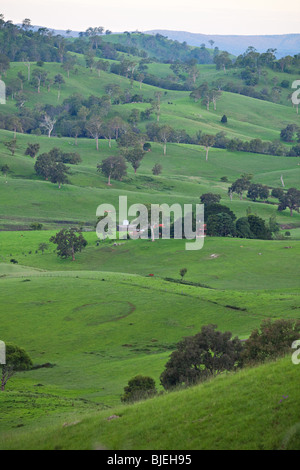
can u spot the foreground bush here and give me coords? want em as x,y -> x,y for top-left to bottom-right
1,344 -> 32,391
160,324 -> 243,390
121,375 -> 157,403
242,318 -> 300,364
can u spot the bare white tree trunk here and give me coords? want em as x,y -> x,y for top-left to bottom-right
41,114 -> 56,138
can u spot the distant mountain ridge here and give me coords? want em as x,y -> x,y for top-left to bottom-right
145,30 -> 300,58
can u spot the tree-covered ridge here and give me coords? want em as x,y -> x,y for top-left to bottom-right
0,16 -> 216,66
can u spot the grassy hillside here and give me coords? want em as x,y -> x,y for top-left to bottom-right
1,232 -> 300,290
4,59 -> 300,134
1,29 -> 300,450
0,235 -> 299,428
0,130 -> 299,233
1,356 -> 299,450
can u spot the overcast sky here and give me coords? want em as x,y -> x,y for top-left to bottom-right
1,0 -> 300,35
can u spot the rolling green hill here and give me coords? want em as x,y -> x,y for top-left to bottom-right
1,23 -> 300,450
1,356 -> 299,450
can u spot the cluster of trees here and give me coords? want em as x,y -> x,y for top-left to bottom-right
235,47 -> 300,75
0,16 -> 68,63
34,147 -> 81,188
146,123 -> 193,153
162,189 -> 278,241
92,32 -> 214,65
97,130 -> 151,183
110,59 -> 190,92
222,80 -> 274,101
212,131 -> 294,157
209,47 -> 300,105
280,124 -> 300,142
202,199 -> 273,240
227,174 -> 300,217
160,319 -> 300,390
190,82 -> 222,110
121,318 -> 300,401
0,15 -> 216,81
2,18 -> 300,159
0,85 -> 152,141
280,124 -> 300,156
200,184 -> 300,239
2,101 -> 295,158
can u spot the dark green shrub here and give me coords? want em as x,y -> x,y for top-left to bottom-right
121,375 -> 157,403
242,319 -> 300,364
160,325 -> 243,390
30,223 -> 43,231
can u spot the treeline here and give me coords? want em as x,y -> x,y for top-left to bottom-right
214,47 -> 300,77
198,191 -> 275,240
0,16 -> 67,63
212,130 -> 300,157
0,15 -> 214,71
182,183 -> 300,241
1,107 -> 299,159
211,47 -> 300,105
121,319 -> 300,402
72,31 -> 214,65
234,47 -> 300,74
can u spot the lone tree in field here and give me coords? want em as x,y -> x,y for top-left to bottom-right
50,228 -> 87,261
62,54 -> 77,78
200,193 -> 221,206
25,143 -> 40,160
40,114 -> 56,138
38,243 -> 49,254
200,134 -> 215,161
1,164 -> 10,183
214,51 -> 232,73
31,68 -> 48,94
158,125 -> 173,155
121,146 -> 145,174
86,116 -> 103,151
4,139 -> 17,156
247,183 -> 270,202
49,162 -> 70,189
228,174 -> 253,200
180,268 -> 187,280
34,152 -> 55,180
54,73 -> 65,101
1,344 -> 32,391
160,324 -> 243,390
6,116 -> 22,138
152,163 -> 162,176
97,155 -> 127,185
278,188 -> 300,217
